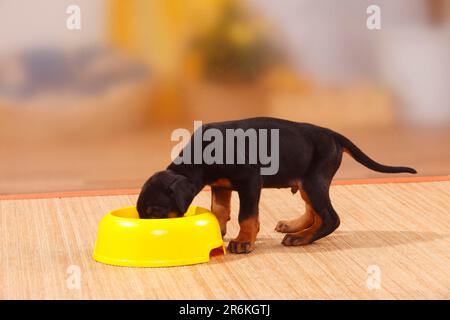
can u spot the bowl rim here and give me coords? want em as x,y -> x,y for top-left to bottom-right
106,205 -> 213,223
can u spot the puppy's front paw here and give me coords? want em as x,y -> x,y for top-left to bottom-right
227,240 -> 254,254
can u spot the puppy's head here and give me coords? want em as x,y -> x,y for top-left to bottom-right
136,170 -> 197,219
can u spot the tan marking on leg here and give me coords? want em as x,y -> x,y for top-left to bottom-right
211,178 -> 232,188
228,216 -> 259,254
282,214 -> 322,246
211,188 -> 232,236
275,189 -> 314,233
167,212 -> 178,218
281,191 -> 323,246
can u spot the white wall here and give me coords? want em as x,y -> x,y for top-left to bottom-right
0,0 -> 106,55
251,0 -> 428,83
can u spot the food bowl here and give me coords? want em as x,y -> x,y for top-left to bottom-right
93,206 -> 225,267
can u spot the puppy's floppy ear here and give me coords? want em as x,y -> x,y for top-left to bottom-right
168,176 -> 198,213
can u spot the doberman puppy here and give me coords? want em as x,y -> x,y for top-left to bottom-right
137,117 -> 416,253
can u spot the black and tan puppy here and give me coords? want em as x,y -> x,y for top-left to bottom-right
137,117 -> 416,253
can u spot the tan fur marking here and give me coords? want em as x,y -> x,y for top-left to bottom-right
282,214 -> 322,245
211,178 -> 232,188
167,212 -> 178,218
228,216 -> 260,253
234,216 -> 260,243
281,192 -> 323,246
275,189 -> 314,233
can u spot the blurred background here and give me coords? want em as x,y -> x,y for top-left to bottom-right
0,0 -> 449,195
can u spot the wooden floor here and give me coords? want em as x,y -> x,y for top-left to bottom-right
1,179 -> 449,299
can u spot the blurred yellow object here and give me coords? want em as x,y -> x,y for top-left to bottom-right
93,206 -> 225,267
108,0 -> 228,76
228,21 -> 256,47
263,66 -> 313,93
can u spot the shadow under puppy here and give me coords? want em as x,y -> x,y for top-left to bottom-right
137,117 -> 416,254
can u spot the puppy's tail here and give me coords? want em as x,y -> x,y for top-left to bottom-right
331,131 -> 417,174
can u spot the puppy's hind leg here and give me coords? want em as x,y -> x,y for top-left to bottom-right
281,176 -> 340,246
281,141 -> 343,245
275,188 -> 315,233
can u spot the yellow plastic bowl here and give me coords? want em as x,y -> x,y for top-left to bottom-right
93,206 -> 225,267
